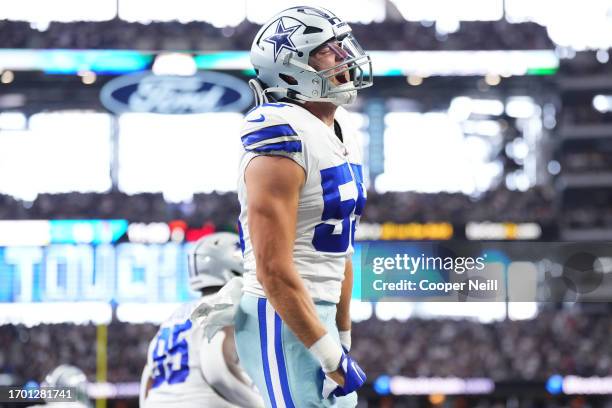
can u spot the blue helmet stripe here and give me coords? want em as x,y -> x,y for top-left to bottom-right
247,140 -> 302,153
241,124 -> 297,147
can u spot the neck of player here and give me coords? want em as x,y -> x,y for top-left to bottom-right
303,101 -> 338,127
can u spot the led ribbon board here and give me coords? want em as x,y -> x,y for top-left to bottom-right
0,50 -> 559,76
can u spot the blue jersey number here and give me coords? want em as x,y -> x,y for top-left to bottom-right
150,319 -> 192,388
312,163 -> 366,252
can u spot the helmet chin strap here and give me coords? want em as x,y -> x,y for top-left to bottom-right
294,87 -> 357,106
248,79 -> 294,105
248,79 -> 268,105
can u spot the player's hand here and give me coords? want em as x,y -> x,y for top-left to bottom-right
321,353 -> 366,399
327,368 -> 346,386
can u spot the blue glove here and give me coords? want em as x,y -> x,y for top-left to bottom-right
321,352 -> 367,399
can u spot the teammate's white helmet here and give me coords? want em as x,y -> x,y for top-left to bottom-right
188,232 -> 244,291
250,5 -> 373,106
43,365 -> 90,406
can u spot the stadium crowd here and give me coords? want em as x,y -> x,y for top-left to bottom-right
561,189 -> 612,229
0,19 -> 552,51
0,310 -> 610,386
351,309 -> 612,380
562,151 -> 612,173
561,106 -> 612,125
0,187 -> 555,226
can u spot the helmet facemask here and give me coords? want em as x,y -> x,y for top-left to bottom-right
308,35 -> 373,105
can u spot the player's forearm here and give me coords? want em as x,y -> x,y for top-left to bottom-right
258,263 -> 327,347
336,258 -> 353,332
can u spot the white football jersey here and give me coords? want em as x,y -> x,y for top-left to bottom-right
237,102 -> 366,303
143,299 -> 236,408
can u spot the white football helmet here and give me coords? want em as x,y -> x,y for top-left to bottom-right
188,232 -> 244,291
250,6 -> 373,106
43,365 -> 91,407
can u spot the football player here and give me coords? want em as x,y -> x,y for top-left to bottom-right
235,6 -> 372,407
140,233 -> 263,408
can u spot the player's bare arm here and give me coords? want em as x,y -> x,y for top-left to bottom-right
221,327 -> 251,385
245,155 -> 327,346
336,259 -> 353,346
138,364 -> 153,406
145,376 -> 153,398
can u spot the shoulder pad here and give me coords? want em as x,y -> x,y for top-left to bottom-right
241,103 -> 302,154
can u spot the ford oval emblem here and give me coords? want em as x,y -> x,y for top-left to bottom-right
100,71 -> 252,114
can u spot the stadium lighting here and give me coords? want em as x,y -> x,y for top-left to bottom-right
546,8 -> 612,51
369,50 -> 559,77
471,99 -> 504,116
547,160 -> 561,175
152,53 -> 197,76
505,97 -> 539,118
374,303 -> 413,321
0,112 -> 27,130
484,73 -> 501,86
349,300 -> 373,322
406,75 -> 423,86
448,97 -> 472,121
118,113 -> 242,196
0,49 -> 558,78
507,170 -> 531,192
1,70 -> 14,84
504,0 -> 552,24
116,303 -> 181,324
593,95 -> 612,113
505,0 -> 612,50
246,0 -> 385,24
0,221 -> 50,246
508,302 -> 538,320
596,49 -> 610,64
449,97 -> 505,119
0,112 -> 112,200
461,120 -> 501,137
378,112 -> 498,194
413,302 -> 507,322
509,138 -> 530,160
79,70 -> 96,85
435,18 -> 460,35
1,0 -> 116,25
119,0 -> 246,25
390,0 -> 503,22
0,302 -> 112,326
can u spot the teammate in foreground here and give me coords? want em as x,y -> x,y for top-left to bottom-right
235,6 -> 372,407
28,365 -> 91,408
140,233 -> 263,408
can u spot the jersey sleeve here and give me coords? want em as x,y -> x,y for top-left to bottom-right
240,106 -> 307,172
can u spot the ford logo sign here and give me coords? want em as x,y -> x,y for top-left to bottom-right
100,71 -> 252,114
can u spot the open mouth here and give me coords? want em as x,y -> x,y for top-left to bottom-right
335,72 -> 349,84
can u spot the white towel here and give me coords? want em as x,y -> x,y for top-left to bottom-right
190,277 -> 244,341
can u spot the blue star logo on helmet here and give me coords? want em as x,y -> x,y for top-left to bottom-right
264,19 -> 300,62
